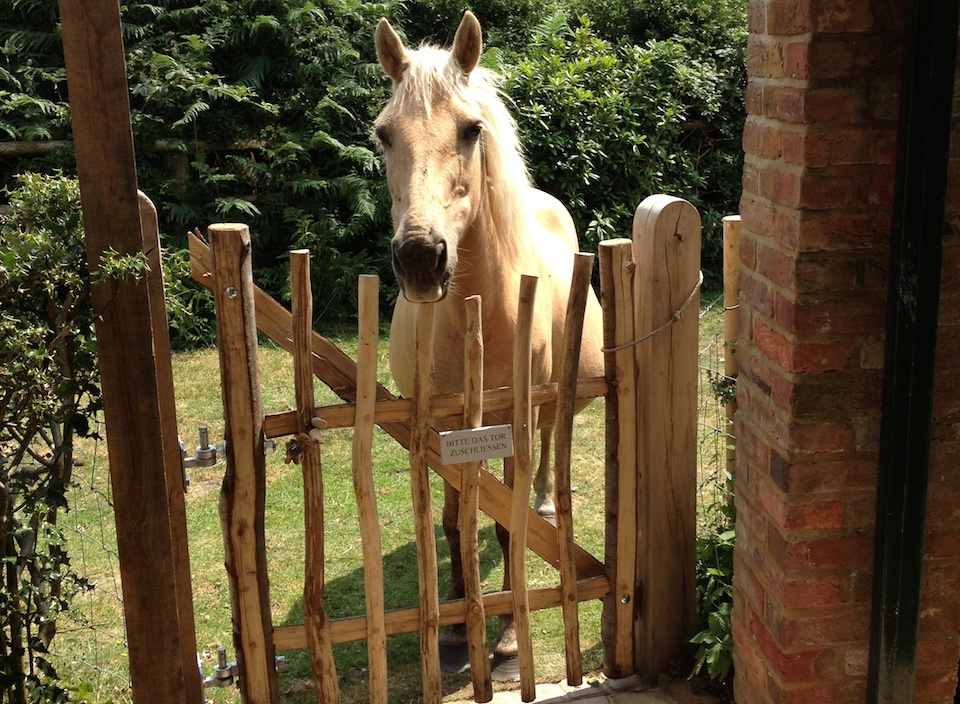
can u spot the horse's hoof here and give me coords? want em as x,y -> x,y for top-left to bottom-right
490,653 -> 521,682
439,643 -> 472,674
540,511 -> 557,527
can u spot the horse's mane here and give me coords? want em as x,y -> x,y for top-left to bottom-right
385,45 -> 536,257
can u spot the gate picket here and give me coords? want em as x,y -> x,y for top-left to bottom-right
352,275 -> 389,704
291,251 -> 340,704
510,275 -> 538,702
460,296 -> 494,702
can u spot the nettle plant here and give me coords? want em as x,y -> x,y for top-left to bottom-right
0,173 -> 146,702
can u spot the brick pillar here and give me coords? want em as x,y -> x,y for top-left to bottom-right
732,0 -> 960,702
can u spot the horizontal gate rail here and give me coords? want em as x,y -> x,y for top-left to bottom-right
272,575 -> 612,649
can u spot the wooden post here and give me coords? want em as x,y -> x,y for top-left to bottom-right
722,215 -> 741,479
511,275 -> 538,703
138,193 -> 202,697
210,224 -> 280,704
410,304 -> 442,704
291,251 -> 340,704
59,2 -> 201,701
352,275 -> 388,704
554,253 -> 595,686
598,240 -> 640,679
460,296 -> 493,702
633,195 -> 700,677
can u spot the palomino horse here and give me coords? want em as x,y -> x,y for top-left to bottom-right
374,11 -> 605,672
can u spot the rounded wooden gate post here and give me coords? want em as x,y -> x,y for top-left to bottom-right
633,196 -> 701,678
210,223 -> 280,704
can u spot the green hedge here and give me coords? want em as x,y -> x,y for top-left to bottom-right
1,0 -> 745,347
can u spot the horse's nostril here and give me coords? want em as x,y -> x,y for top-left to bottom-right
435,240 -> 447,279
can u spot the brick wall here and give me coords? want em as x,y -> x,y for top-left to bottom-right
733,0 -> 960,702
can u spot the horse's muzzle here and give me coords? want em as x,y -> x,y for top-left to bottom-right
392,235 -> 451,303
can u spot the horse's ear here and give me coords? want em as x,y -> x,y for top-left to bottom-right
375,18 -> 407,83
451,10 -> 482,75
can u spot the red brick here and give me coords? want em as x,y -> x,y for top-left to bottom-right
798,170 -> 865,209
781,459 -> 877,493
751,611 -> 839,685
771,682 -> 841,704
743,116 -> 784,160
748,35 -> 788,78
767,0 -> 815,34
782,573 -> 845,607
775,606 -> 872,647
923,532 -> 960,561
770,533 -> 874,572
775,295 -> 885,335
805,37 -> 883,79
811,0 -> 875,33
794,211 -> 890,253
919,603 -> 960,638
913,666 -> 960,703
920,562 -> 960,600
756,241 -> 797,290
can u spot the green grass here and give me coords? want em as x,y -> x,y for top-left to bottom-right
55,296 -> 729,703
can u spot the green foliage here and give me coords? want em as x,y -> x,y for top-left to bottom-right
689,472 -> 735,694
502,12 -> 745,274
1,0 -> 745,341
0,173 -> 144,703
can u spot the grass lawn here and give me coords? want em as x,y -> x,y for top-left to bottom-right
55,294 -> 729,704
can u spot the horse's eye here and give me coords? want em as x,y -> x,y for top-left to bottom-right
462,122 -> 483,144
375,126 -> 392,148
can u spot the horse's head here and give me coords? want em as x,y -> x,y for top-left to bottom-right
374,12 -> 486,303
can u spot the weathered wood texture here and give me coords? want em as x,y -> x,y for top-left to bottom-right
510,275 -> 538,702
460,296 -> 493,702
411,304 -> 442,704
723,215 -> 741,479
291,251 -> 340,704
633,195 -> 700,677
598,239 -> 640,679
210,225 -> 279,704
59,2 -> 201,701
553,253 -> 595,686
352,275 -> 389,704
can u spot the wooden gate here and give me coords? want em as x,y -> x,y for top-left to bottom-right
187,194 -> 700,704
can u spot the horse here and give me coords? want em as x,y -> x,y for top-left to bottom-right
374,10 -> 605,673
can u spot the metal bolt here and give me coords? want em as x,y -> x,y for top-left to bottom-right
225,286 -> 238,299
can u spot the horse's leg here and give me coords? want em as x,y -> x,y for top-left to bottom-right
532,427 -> 556,524
439,477 -> 470,672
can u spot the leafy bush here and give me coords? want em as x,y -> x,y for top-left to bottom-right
689,474 -> 735,696
501,12 -> 745,275
0,173 -> 146,702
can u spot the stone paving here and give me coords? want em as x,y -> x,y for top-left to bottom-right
445,673 -> 721,704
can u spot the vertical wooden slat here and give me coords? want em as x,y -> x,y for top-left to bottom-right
291,251 -> 340,704
411,303 -> 442,704
460,296 -> 493,702
352,274 -> 388,704
210,224 -> 280,704
633,195 -> 700,677
511,275 -> 538,702
60,3 -> 201,701
138,194 -> 203,698
722,215 -> 741,480
597,240 -> 640,678
553,253 -> 595,686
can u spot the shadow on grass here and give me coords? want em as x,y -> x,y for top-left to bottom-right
276,522 -> 506,703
